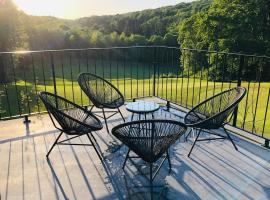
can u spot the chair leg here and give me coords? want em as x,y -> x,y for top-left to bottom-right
185,128 -> 192,142
102,108 -> 110,134
91,133 -> 97,143
89,105 -> 94,112
223,127 -> 238,151
122,148 -> 130,170
46,131 -> 63,157
118,108 -> 125,122
86,133 -> 103,162
166,150 -> 172,173
188,129 -> 202,157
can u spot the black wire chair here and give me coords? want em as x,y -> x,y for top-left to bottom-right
77,73 -> 125,134
112,119 -> 187,200
39,91 -> 103,161
184,87 -> 246,157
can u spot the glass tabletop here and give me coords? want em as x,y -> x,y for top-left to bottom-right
126,101 -> 160,114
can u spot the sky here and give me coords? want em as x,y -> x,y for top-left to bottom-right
12,0 -> 195,19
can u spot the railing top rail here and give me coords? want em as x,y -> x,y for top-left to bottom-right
1,46 -> 270,59
181,48 -> 270,59
0,46 -> 180,55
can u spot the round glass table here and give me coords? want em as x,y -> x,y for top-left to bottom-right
126,100 -> 160,120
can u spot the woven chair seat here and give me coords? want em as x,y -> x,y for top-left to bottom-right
39,92 -> 103,135
183,87 -> 246,157
185,87 -> 246,129
78,73 -> 124,109
112,120 -> 187,163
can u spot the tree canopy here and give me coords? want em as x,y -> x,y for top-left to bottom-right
0,0 -> 211,51
179,0 -> 270,55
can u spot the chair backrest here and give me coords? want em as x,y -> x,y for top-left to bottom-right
77,73 -> 124,108
184,87 -> 246,129
39,91 -> 81,131
112,119 -> 187,163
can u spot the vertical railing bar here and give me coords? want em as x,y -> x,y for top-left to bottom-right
94,51 -> 97,75
198,51 -> 203,104
109,50 -> 113,103
262,88 -> 270,136
161,48 -> 164,99
85,50 -> 91,106
165,49 -> 169,100
138,48 -> 142,98
124,49 -> 126,98
242,81 -> 250,129
233,55 -> 244,126
22,55 -> 31,114
31,53 -> 40,113
116,50 -> 119,90
0,55 -> 11,117
142,50 -> 145,97
221,54 -> 225,93
86,49 -> 89,72
186,50 -> 191,108
61,52 -> 67,99
109,50 -> 112,82
50,52 -> 57,96
136,48 -> 139,98
213,52 -> 218,97
153,47 -> 157,97
102,50 -> 105,79
170,48 -> 173,101
78,51 -> 83,106
252,65 -> 262,134
3,80 -> 11,117
41,53 -> 47,93
69,52 -> 75,103
175,49 -> 179,104
180,50 -> 184,105
10,54 -> 22,116
130,50 -> 133,100
157,48 -> 160,97
228,55 -> 233,89
191,51 -> 196,107
148,51 -> 151,97
205,52 -> 210,100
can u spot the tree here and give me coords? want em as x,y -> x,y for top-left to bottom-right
148,35 -> 164,45
0,0 -> 28,51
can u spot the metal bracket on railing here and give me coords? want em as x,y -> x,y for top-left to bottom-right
264,139 -> 270,149
166,101 -> 170,111
23,115 -> 31,124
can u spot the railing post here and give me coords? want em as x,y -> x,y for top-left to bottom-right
153,62 -> 156,96
233,55 -> 244,126
50,52 -> 57,96
153,47 -> 157,97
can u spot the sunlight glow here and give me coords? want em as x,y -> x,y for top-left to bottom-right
12,0 -> 194,19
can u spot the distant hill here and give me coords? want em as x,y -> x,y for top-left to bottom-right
0,0 -> 212,51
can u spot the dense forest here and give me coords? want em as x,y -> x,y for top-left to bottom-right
0,0 -> 211,51
1,0 -> 270,55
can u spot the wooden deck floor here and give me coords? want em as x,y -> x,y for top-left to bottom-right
1,98 -> 270,200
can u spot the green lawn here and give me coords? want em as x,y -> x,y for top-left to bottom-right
0,55 -> 269,138
1,76 -> 269,139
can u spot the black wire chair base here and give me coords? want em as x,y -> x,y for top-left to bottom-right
46,131 -> 103,162
122,149 -> 172,176
123,170 -> 167,200
89,105 -> 125,134
122,149 -> 171,200
88,105 -> 125,153
187,127 -> 238,157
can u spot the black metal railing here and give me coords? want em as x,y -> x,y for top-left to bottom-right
0,46 -> 269,145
